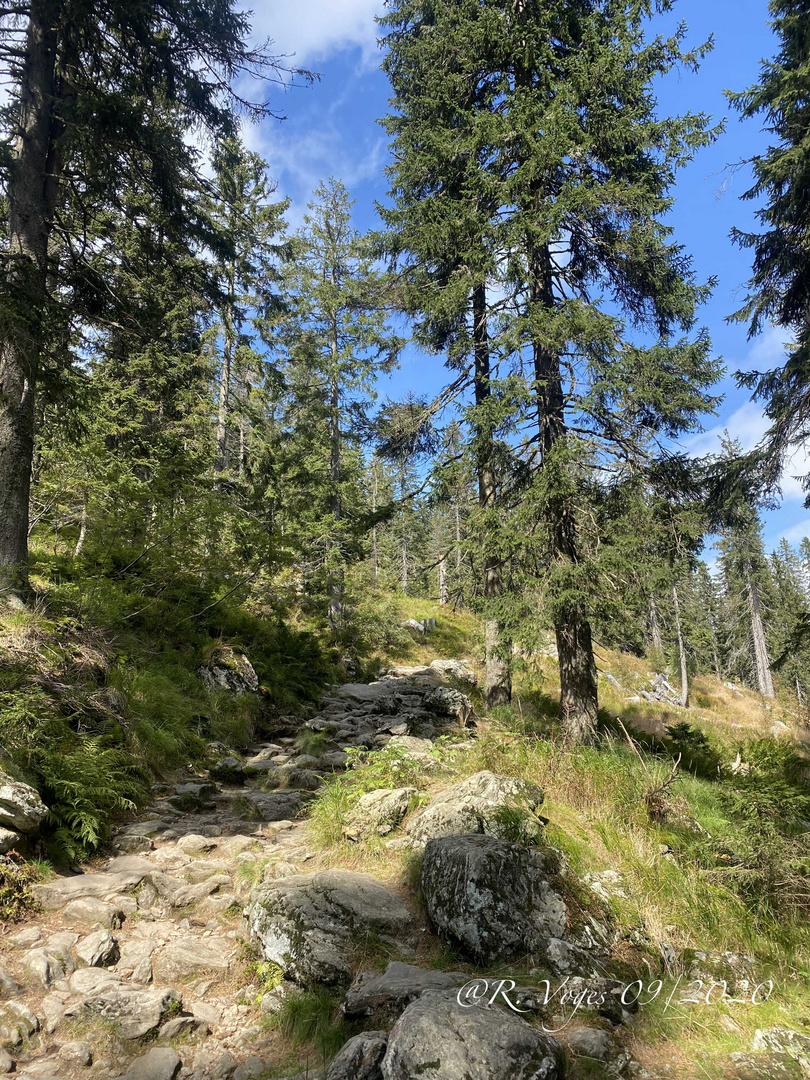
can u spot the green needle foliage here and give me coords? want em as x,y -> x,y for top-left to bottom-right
728,0 -> 810,496
380,0 -> 723,741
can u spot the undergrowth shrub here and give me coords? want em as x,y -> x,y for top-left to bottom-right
0,853 -> 42,922
662,723 -> 722,779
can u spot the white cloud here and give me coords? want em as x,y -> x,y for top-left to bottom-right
777,518 -> 810,546
739,324 -> 793,371
241,113 -> 387,229
250,0 -> 383,67
684,327 -> 810,500
685,400 -> 769,458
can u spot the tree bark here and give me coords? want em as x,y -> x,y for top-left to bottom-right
672,583 -> 689,708
370,466 -> 379,580
648,594 -> 663,655
0,0 -> 61,604
745,562 -> 774,697
473,282 -> 511,709
438,555 -> 448,605
215,263 -> 235,473
327,328 -> 343,630
530,244 -> 598,740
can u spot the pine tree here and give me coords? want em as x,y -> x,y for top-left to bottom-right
0,1 -> 303,605
381,0 -> 720,739
379,0 -> 514,707
728,0 -> 810,495
203,136 -> 289,479
717,504 -> 776,697
277,179 -> 402,629
770,539 -> 810,704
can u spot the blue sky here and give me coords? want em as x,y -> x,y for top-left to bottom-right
243,0 -> 806,557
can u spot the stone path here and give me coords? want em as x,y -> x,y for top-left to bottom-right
0,661 -> 476,1080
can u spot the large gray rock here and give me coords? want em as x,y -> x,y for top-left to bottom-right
0,1001 -> 39,1044
197,646 -> 259,696
567,1027 -> 613,1061
76,928 -> 118,967
381,989 -> 562,1080
65,981 -> 181,1039
406,772 -> 544,843
116,1048 -> 182,1080
429,659 -> 477,686
151,938 -> 231,982
246,869 -> 413,986
421,834 -> 566,966
0,774 -> 47,832
327,1031 -> 388,1080
62,897 -> 124,928
0,827 -> 21,853
344,789 -> 416,841
753,1029 -> 810,1065
424,686 -> 473,723
240,791 -> 307,822
343,962 -> 468,1020
33,856 -> 154,909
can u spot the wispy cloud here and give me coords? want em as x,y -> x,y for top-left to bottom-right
251,0 -> 383,68
685,328 -> 809,500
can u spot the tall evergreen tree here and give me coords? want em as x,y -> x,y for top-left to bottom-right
203,135 -> 289,479
277,179 -> 402,628
728,0 -> 810,496
0,0 -> 301,605
381,0 -> 721,739
379,1 -> 514,707
717,503 -> 776,697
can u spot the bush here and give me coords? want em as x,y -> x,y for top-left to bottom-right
663,723 -> 722,779
0,853 -> 41,923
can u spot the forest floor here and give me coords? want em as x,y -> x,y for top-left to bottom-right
0,598 -> 809,1079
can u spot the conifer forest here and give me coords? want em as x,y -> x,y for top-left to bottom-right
0,1 -> 809,1079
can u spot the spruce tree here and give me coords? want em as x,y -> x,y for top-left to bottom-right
277,179 -> 402,629
203,136 -> 289,479
717,504 -> 776,697
728,0 -> 810,494
382,0 -> 721,739
379,0 -> 514,707
0,0 -> 302,605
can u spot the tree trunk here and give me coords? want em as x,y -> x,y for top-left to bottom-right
745,562 -> 774,697
215,264 -> 236,473
73,496 -> 87,558
473,283 -> 511,709
530,244 -> 598,740
438,555 -> 448,605
0,0 -> 61,605
401,537 -> 408,595
672,583 -> 689,708
327,335 -> 343,630
650,597 -> 663,654
371,468 -> 379,580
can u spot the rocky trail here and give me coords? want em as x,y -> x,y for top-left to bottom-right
0,656 -> 801,1080
0,659 -> 498,1080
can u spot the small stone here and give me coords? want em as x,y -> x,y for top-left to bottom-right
567,1027 -> 613,1061
177,834 -> 218,854
232,1058 -> 265,1080
59,1041 -> 93,1067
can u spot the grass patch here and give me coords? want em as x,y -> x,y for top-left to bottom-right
267,986 -> 350,1065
